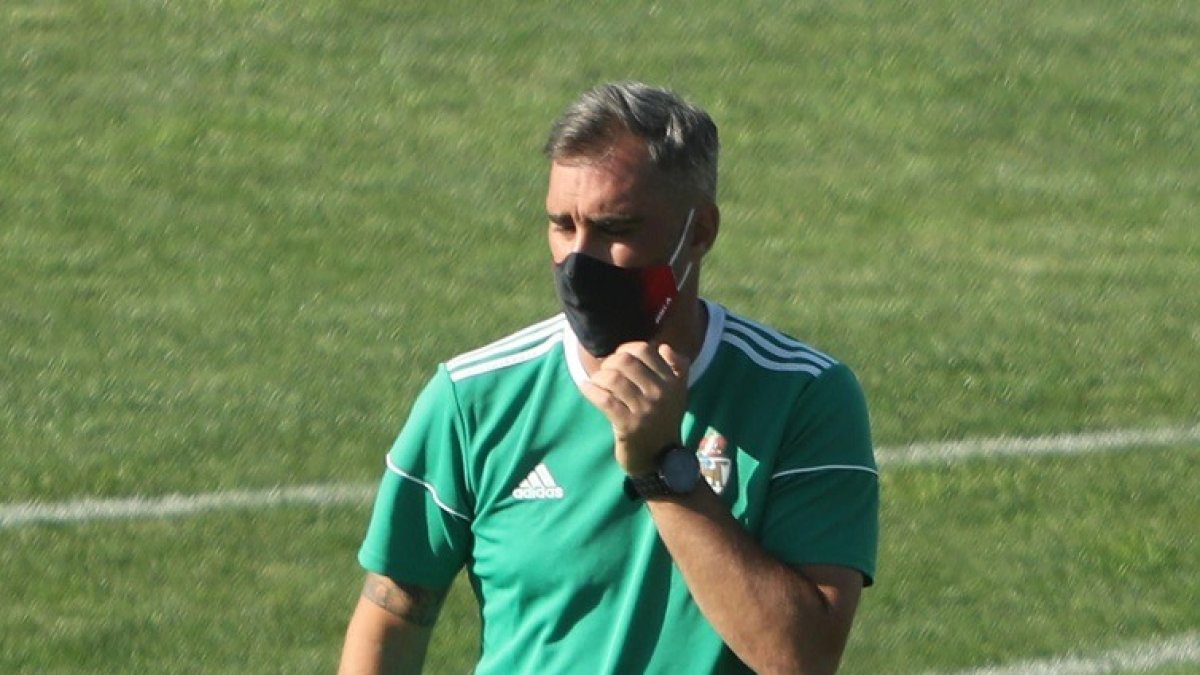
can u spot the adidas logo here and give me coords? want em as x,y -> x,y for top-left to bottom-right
512,463 -> 565,500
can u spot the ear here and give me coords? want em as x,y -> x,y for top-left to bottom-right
691,202 -> 720,258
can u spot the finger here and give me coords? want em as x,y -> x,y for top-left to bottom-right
613,341 -> 675,381
591,365 -> 666,417
580,381 -> 633,418
600,350 -> 671,397
658,343 -> 691,379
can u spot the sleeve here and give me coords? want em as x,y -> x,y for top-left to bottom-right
759,363 -> 880,586
357,365 -> 473,589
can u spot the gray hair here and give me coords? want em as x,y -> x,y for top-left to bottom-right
544,82 -> 719,200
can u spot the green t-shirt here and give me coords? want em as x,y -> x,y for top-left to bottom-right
359,300 -> 878,674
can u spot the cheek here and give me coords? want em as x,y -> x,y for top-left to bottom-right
608,245 -> 640,268
548,232 -> 571,265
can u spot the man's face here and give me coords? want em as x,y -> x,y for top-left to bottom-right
545,133 -> 694,271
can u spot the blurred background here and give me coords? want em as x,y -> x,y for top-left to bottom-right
2,1 -> 1197,672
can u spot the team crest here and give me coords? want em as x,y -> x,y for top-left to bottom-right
697,427 -> 733,494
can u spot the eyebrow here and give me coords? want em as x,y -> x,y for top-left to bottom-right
546,212 -> 643,227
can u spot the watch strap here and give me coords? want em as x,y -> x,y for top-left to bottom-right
623,471 -> 672,500
623,442 -> 689,501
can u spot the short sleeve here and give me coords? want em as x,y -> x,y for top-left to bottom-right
759,363 -> 879,585
357,365 -> 473,589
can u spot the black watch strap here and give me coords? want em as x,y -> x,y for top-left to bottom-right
623,443 -> 698,501
623,470 -> 673,500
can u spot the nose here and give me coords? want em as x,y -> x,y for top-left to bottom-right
570,224 -> 612,263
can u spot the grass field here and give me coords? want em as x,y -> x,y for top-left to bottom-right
2,0 -> 1198,672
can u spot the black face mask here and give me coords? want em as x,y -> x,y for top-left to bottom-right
553,210 -> 695,357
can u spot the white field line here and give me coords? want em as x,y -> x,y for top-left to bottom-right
1,424 -> 1197,529
0,483 -> 376,528
876,424 -> 1200,467
940,631 -> 1200,675
2,427 -> 1198,674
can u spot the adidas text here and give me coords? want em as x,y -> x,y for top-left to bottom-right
513,486 -> 564,500
513,463 -> 565,500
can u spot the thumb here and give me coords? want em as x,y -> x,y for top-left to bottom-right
657,343 -> 691,379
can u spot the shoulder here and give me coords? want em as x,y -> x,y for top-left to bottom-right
713,304 -> 842,381
395,314 -> 571,455
707,304 -> 869,440
441,314 -> 568,385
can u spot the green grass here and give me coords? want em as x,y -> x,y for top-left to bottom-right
858,447 -> 1200,672
2,0 -> 1197,672
0,507 -> 366,673
3,447 -> 1195,673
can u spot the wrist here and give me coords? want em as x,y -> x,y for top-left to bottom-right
623,443 -> 700,501
617,437 -> 679,476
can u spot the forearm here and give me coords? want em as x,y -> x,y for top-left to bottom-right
580,342 -> 861,670
339,597 -> 431,674
338,573 -> 444,675
647,483 -> 858,674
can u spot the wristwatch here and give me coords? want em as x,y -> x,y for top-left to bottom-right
623,443 -> 701,500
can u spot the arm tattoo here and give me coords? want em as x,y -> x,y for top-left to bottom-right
361,574 -> 447,628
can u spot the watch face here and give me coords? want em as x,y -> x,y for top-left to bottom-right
661,447 -> 701,493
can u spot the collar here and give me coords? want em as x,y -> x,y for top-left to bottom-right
563,298 -> 725,390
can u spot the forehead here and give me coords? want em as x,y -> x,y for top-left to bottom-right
545,134 -> 671,214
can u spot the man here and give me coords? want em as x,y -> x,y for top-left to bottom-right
339,82 -> 878,674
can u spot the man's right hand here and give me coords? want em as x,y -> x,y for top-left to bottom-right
580,341 -> 692,476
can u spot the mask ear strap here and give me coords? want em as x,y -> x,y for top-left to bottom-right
669,209 -> 696,264
674,259 -> 695,291
670,208 -> 697,290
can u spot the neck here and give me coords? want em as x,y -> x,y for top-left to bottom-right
578,296 -> 709,377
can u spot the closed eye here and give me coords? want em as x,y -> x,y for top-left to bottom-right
547,214 -> 640,238
591,217 -> 639,238
548,214 -> 575,232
